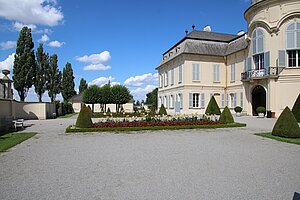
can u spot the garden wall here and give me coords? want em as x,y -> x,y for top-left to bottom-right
72,103 -> 134,113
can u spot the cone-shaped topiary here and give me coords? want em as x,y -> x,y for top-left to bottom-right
219,106 -> 234,124
272,106 -> 300,138
87,105 -> 93,117
205,96 -> 221,115
158,104 -> 167,115
76,104 -> 92,128
292,94 -> 300,123
107,107 -> 111,113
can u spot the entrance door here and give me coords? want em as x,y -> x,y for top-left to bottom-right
252,85 -> 266,116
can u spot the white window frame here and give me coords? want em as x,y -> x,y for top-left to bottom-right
252,28 -> 264,55
286,21 -> 300,50
192,63 -> 200,81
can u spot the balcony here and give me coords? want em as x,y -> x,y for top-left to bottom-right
241,67 -> 285,81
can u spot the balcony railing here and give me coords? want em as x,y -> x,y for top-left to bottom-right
241,67 -> 285,80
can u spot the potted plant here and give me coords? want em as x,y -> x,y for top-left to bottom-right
256,106 -> 266,118
234,106 -> 243,117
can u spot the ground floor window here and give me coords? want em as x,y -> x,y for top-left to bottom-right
253,53 -> 264,70
287,50 -> 300,67
193,93 -> 200,108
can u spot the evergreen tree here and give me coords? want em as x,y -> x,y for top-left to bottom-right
205,96 -> 221,115
34,43 -> 48,102
219,106 -> 234,124
79,78 -> 88,93
145,88 -> 158,110
111,85 -> 131,113
13,26 -> 36,101
62,62 -> 76,101
82,85 -> 101,112
292,94 -> 300,123
46,54 -> 61,102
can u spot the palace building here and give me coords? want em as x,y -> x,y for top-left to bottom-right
156,0 -> 300,117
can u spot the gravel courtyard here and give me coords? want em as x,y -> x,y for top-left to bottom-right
0,116 -> 299,200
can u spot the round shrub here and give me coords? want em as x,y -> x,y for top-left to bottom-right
256,106 -> 265,114
205,96 -> 221,115
234,106 -> 242,113
219,106 -> 234,124
76,104 -> 92,128
292,94 -> 300,123
272,106 -> 300,138
158,104 -> 167,115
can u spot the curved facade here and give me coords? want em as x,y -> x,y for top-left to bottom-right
157,0 -> 300,117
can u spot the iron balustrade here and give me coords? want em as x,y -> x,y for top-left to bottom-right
241,67 -> 285,80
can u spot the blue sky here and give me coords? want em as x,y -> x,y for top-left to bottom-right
0,0 -> 251,102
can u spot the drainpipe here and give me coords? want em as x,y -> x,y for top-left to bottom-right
224,56 -> 228,107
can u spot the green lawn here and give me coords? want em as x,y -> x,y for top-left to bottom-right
66,123 -> 246,133
255,132 -> 300,145
0,132 -> 37,152
58,113 -> 78,118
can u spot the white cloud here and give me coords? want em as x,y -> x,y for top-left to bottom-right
83,64 -> 111,71
76,51 -> 111,64
38,34 -> 49,43
0,41 -> 16,50
89,76 -> 114,86
124,73 -> 158,87
13,22 -> 37,31
48,40 -> 65,47
0,0 -> 64,26
0,53 -> 15,73
13,87 -> 63,102
130,85 -> 157,101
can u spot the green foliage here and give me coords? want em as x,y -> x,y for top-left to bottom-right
292,94 -> 300,123
219,106 -> 234,124
0,132 -> 37,152
256,106 -> 266,114
255,132 -> 300,145
205,96 -> 221,115
62,62 -> 76,101
111,85 -> 131,113
46,54 -> 61,102
107,107 -> 111,113
272,106 -> 300,138
79,78 -> 88,93
100,83 -> 111,111
145,88 -> 158,110
87,105 -> 93,117
62,102 -> 74,115
234,106 -> 243,113
158,104 -> 167,115
13,26 -> 36,101
82,85 -> 101,112
75,104 -> 92,128
34,43 -> 48,102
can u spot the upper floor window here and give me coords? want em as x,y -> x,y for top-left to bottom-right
286,21 -> 300,67
164,71 -> 168,86
159,74 -> 163,88
192,63 -> 200,81
213,64 -> 220,82
252,28 -> 264,55
178,65 -> 183,83
253,53 -> 264,70
230,64 -> 235,82
171,68 -> 174,85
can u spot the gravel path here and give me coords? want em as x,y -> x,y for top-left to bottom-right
0,116 -> 299,200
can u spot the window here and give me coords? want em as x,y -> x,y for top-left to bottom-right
170,95 -> 174,108
179,93 -> 183,109
189,93 -> 200,108
159,74 -> 163,88
171,69 -> 174,85
192,63 -> 200,81
164,96 -> 167,107
178,65 -> 183,83
253,54 -> 264,70
252,28 -> 264,55
287,50 -> 300,67
201,93 -> 205,108
221,94 -> 225,108
230,64 -> 235,82
286,21 -> 300,49
213,64 -> 220,82
164,71 -> 168,86
240,92 -> 243,108
231,93 -> 237,108
159,96 -> 162,107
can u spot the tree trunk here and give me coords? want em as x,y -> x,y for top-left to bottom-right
38,94 -> 42,102
92,104 -> 94,113
19,91 -> 25,102
116,104 -> 118,113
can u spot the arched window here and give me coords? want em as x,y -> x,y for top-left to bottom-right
252,28 -> 265,70
286,21 -> 300,67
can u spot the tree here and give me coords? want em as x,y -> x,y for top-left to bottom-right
34,43 -> 48,102
111,85 -> 131,113
158,104 -> 167,115
82,85 -> 101,112
46,54 -> 62,102
219,106 -> 234,124
62,62 -> 76,101
79,78 -> 88,93
13,26 -> 36,101
292,94 -> 300,123
75,104 -> 92,128
205,96 -> 221,115
272,106 -> 300,138
101,82 -> 111,112
145,88 -> 158,110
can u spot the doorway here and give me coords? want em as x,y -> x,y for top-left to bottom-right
252,85 -> 266,116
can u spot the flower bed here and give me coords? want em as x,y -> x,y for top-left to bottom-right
92,112 -> 153,118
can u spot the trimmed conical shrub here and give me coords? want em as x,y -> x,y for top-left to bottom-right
158,104 -> 167,115
272,106 -> 300,138
219,106 -> 234,124
76,104 -> 92,128
292,94 -> 300,123
107,107 -> 111,113
87,105 -> 93,117
205,96 -> 221,115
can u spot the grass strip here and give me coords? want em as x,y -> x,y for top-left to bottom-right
255,132 -> 300,145
66,123 -> 246,133
0,132 -> 37,152
58,113 -> 78,118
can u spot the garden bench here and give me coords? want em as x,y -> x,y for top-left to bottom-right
13,119 -> 24,130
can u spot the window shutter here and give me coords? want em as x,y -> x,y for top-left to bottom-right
166,96 -> 169,109
231,64 -> 235,81
297,31 -> 300,48
264,51 -> 270,73
252,38 -> 257,55
197,64 -> 200,80
240,92 -> 243,108
234,93 -> 237,107
192,64 -> 196,80
172,95 -> 175,108
226,94 -> 229,107
247,57 -> 252,71
258,37 -> 263,53
189,93 -> 193,108
286,32 -> 295,49
244,59 -> 247,72
201,93 -> 205,108
180,94 -> 183,109
221,94 -> 225,108
278,50 -> 286,67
